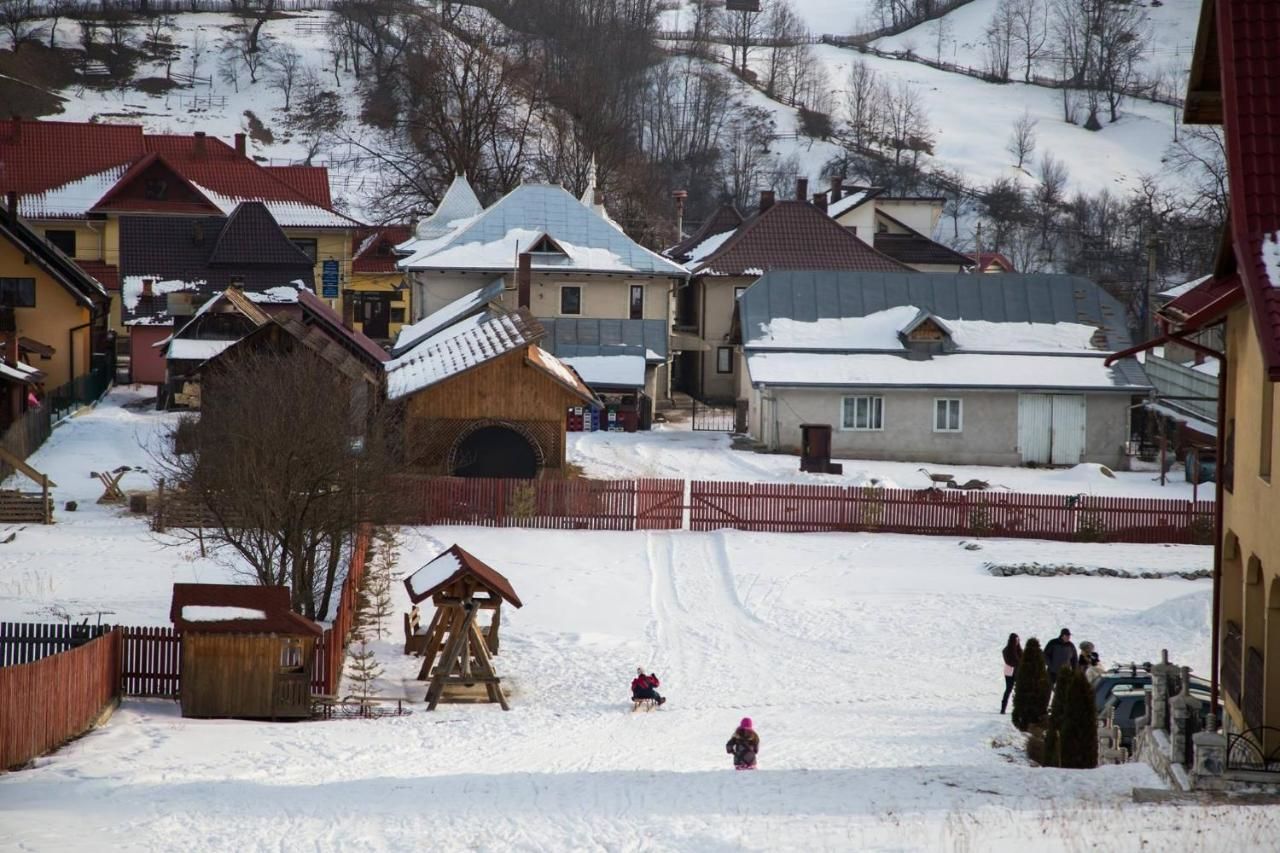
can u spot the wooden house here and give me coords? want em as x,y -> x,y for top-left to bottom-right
170,583 -> 322,720
386,295 -> 597,478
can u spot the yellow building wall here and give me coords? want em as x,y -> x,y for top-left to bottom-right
0,236 -> 94,388
1220,301 -> 1280,733
285,229 -> 356,317
348,272 -> 410,340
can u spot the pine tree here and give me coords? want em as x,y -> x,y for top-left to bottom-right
1012,637 -> 1051,731
1041,665 -> 1073,766
345,635 -> 383,704
1057,667 -> 1099,769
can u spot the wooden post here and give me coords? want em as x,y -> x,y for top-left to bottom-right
156,478 -> 166,532
41,474 -> 49,524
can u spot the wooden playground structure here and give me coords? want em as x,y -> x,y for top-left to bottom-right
403,545 -> 522,711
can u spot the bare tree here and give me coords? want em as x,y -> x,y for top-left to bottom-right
152,346 -> 397,620
984,0 -> 1015,82
841,58 -> 883,154
1008,0 -> 1048,83
929,15 -> 952,63
883,80 -> 932,168
218,43 -> 241,92
232,0 -> 276,54
269,44 -> 303,110
287,68 -> 347,165
1,0 -> 40,48
1165,125 -> 1229,224
1006,110 -> 1037,170
46,0 -> 73,49
188,28 -> 208,83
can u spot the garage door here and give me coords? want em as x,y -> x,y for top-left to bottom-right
1018,394 -> 1087,465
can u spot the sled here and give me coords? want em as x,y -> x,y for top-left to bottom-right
631,698 -> 660,712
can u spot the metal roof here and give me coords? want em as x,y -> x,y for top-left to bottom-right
537,317 -> 669,361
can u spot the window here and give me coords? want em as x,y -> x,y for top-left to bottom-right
560,285 -> 582,315
630,284 -> 644,320
1262,381 -> 1274,481
0,278 -> 36,308
280,640 -> 303,670
734,286 -> 747,301
391,307 -> 405,323
842,395 -> 883,431
716,346 -> 733,373
291,238 -> 318,263
45,229 -> 76,256
933,398 -> 962,432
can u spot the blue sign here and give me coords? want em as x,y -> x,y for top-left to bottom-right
322,259 -> 340,298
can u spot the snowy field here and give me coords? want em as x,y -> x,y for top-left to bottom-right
5,390 -> 1280,850
569,427 -> 1211,500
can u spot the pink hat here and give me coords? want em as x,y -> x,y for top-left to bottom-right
739,717 -> 753,730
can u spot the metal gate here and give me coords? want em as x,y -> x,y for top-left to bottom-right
1017,394 -> 1087,465
692,399 -> 736,432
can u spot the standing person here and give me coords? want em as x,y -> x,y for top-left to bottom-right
1043,628 -> 1078,682
631,667 -> 666,706
726,717 -> 759,770
1079,643 -> 1105,686
1000,633 -> 1022,714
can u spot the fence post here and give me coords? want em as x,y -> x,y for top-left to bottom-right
155,478 -> 166,533
41,474 -> 50,524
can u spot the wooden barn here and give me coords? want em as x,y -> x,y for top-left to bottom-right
386,297 -> 597,478
170,583 -> 322,720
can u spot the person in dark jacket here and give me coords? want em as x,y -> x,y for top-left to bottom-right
1000,633 -> 1022,714
631,667 -> 666,705
1043,628 -> 1078,682
726,717 -> 759,770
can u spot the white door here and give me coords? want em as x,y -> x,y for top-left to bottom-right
1018,394 -> 1053,465
1049,395 -> 1087,465
1018,394 -> 1087,465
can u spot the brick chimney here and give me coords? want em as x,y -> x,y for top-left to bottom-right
672,189 -> 688,239
811,191 -> 828,213
193,131 -> 206,157
234,132 -> 246,157
3,331 -> 17,367
759,189 -> 775,214
795,177 -> 808,201
829,175 -> 843,203
517,251 -> 532,309
142,278 -> 154,297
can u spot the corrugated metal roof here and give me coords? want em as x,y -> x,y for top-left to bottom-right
384,309 -> 542,400
392,278 -> 504,357
538,317 -> 669,361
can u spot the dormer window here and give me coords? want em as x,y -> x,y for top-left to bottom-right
898,311 -> 954,358
906,317 -> 948,343
529,234 -> 566,255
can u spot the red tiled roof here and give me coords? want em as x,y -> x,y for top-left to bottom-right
693,200 -> 910,276
352,225 -> 411,273
76,260 -> 120,291
145,134 -> 323,205
0,119 -> 143,194
169,583 -> 322,636
667,204 -> 744,260
1216,0 -> 1280,378
268,165 -> 333,207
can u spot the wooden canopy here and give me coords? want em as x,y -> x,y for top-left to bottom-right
403,545 -> 523,608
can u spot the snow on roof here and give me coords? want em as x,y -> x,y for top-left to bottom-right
0,360 -> 40,384
1263,231 -> 1280,289
192,181 -> 356,228
745,351 -> 1148,392
398,184 -> 688,276
828,188 -> 877,219
405,549 -> 462,600
524,346 -> 596,401
749,305 -> 1101,353
385,310 -> 539,400
166,338 -> 237,361
244,284 -> 307,304
392,278 -> 505,356
181,605 -> 269,622
1157,274 -> 1212,300
17,165 -> 128,218
412,174 -> 484,242
682,229 -> 735,265
561,354 -> 647,388
121,275 -> 206,311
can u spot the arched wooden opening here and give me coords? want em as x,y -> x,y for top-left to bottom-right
448,421 -> 543,479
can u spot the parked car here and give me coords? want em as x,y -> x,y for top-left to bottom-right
1092,663 -> 1211,715
1102,685 -> 1217,751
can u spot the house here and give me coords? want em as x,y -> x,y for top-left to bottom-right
1154,0 -> 1280,739
385,292 -> 596,478
966,252 -> 1017,274
348,225 -> 412,344
820,177 -> 971,273
735,270 -> 1150,467
170,583 -> 322,720
396,177 -> 688,402
0,121 -> 361,339
0,196 -> 109,409
665,183 -> 908,401
119,201 -> 320,386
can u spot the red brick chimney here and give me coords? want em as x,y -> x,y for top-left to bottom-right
4,330 -> 18,366
829,175 -> 843,203
812,191 -> 828,213
234,132 -> 246,157
193,131 -> 206,157
517,251 -> 532,309
759,189 -> 775,214
795,177 -> 808,201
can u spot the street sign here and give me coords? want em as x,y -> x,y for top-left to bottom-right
321,259 -> 340,298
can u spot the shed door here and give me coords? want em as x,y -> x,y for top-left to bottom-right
1018,394 -> 1087,465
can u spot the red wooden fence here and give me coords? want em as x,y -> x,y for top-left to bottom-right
0,630 -> 120,769
0,622 -> 112,666
688,482 -> 1215,543
317,523 -> 371,695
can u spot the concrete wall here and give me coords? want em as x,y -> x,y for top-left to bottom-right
832,201 -> 876,243
875,198 -> 942,235
410,271 -> 673,324
747,385 -> 1131,468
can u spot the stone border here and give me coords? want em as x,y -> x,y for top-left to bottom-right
985,562 -> 1210,580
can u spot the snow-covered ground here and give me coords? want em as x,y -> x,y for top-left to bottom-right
5,389 -> 1275,851
569,427 -> 1212,500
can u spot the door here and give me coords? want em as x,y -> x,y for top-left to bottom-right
362,294 -> 390,339
1018,394 -> 1087,465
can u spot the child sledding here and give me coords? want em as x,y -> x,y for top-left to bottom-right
726,718 -> 759,770
630,667 -> 666,711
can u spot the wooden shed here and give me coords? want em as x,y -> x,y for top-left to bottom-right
170,584 -> 322,720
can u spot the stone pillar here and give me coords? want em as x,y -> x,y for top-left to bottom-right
1168,666 -> 1194,764
1191,729 -> 1228,786
1151,650 -> 1172,731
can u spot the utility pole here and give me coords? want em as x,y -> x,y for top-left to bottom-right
1144,234 -> 1158,339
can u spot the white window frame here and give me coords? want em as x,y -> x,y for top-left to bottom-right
715,346 -> 733,374
841,395 -> 884,431
558,284 -> 583,316
933,398 -> 963,432
734,285 -> 747,301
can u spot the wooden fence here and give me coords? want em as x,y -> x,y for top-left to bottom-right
0,622 -> 111,666
316,523 -> 372,695
688,482 -> 1214,543
0,630 -> 120,770
120,626 -> 181,697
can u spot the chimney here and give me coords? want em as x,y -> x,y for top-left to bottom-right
3,332 -> 16,367
517,251 -> 532,309
193,131 -> 206,157
829,175 -> 843,203
672,189 -> 688,240
142,278 -> 154,297
593,190 -> 604,207
811,191 -> 828,213
229,276 -> 244,291
234,132 -> 246,157
5,191 -> 16,219
759,189 -> 775,214
795,177 -> 808,201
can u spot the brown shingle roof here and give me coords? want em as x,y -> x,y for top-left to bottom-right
691,200 -> 909,276
403,544 -> 523,608
207,202 -> 315,267
667,204 -> 744,261
170,583 -> 322,636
